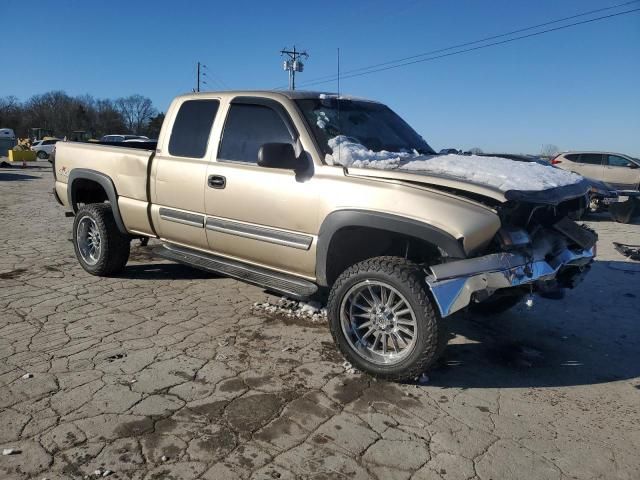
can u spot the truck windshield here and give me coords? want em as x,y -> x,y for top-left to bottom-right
295,98 -> 435,157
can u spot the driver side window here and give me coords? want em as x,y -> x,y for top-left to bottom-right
218,104 -> 293,164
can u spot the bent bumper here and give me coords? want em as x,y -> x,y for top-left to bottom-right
426,246 -> 595,318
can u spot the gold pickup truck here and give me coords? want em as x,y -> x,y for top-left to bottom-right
53,90 -> 597,380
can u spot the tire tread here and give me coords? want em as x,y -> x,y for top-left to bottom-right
73,203 -> 130,276
327,256 -> 443,382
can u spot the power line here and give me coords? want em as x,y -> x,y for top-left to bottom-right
291,0 -> 640,87
288,2 -> 640,89
202,64 -> 230,90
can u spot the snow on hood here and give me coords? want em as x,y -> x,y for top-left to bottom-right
326,136 -> 582,192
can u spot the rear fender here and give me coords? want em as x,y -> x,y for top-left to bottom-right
67,168 -> 128,235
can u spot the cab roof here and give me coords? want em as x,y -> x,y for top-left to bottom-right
174,90 -> 379,103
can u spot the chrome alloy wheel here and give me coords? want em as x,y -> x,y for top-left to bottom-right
340,280 -> 418,365
76,216 -> 102,265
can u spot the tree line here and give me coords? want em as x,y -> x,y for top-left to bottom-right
0,91 -> 165,140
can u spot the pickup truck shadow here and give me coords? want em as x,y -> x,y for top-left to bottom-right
0,172 -> 40,181
118,263 -> 219,280
426,259 -> 640,389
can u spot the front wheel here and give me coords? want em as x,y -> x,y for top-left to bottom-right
37,150 -> 48,159
73,204 -> 130,276
327,256 -> 444,382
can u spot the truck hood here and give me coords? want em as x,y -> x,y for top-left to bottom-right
345,165 -> 591,206
331,136 -> 589,205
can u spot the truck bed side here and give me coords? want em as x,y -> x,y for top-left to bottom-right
55,142 -> 156,236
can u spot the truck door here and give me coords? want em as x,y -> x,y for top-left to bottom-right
152,98 -> 220,250
204,97 -> 320,280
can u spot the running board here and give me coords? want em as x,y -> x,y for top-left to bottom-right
153,243 -> 318,300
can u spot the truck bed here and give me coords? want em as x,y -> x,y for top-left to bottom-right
54,141 -> 157,236
55,141 -> 154,202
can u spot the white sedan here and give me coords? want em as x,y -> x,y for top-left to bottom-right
31,139 -> 60,159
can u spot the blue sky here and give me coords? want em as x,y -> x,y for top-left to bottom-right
2,0 -> 639,155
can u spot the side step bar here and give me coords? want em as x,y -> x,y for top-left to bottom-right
153,243 -> 318,300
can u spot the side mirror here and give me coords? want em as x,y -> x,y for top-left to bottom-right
627,162 -> 638,169
258,143 -> 298,170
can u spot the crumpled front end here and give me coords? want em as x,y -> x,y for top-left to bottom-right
426,207 -> 597,318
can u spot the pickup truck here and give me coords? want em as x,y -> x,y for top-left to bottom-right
53,90 -> 597,381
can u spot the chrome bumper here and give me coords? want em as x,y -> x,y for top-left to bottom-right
426,246 -> 595,318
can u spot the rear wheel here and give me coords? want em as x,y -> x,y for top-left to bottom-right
327,256 -> 444,382
73,204 -> 130,276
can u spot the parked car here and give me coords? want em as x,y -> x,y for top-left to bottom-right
439,148 -> 460,154
100,135 -> 149,143
31,138 -> 60,159
0,128 -> 16,156
551,152 -> 640,190
52,90 -> 596,381
552,152 -> 640,223
0,128 -> 16,139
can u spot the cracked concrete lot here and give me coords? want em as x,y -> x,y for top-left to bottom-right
1,164 -> 639,480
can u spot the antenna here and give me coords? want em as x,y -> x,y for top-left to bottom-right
337,47 -> 340,97
337,47 -> 341,167
280,46 -> 309,90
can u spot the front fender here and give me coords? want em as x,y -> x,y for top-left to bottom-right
315,209 -> 466,286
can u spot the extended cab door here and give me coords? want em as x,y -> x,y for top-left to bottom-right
602,154 -> 640,190
151,98 -> 220,250
203,97 -> 320,280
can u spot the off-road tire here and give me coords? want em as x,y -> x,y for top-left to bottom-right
73,203 -> 130,276
37,150 -> 48,159
469,292 -> 525,315
327,256 -> 445,382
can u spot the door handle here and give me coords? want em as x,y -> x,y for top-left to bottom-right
208,175 -> 226,189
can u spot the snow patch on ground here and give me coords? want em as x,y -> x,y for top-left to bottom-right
252,298 -> 327,323
327,135 -> 582,192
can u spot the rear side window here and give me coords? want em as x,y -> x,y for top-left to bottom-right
169,99 -> 219,158
565,154 -> 579,162
218,104 -> 293,163
579,154 -> 602,165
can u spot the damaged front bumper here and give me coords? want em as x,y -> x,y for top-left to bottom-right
426,244 -> 595,318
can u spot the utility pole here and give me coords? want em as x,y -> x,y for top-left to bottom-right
280,46 -> 308,90
196,61 -> 201,93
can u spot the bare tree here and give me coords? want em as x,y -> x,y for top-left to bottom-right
540,144 -> 559,159
145,112 -> 165,139
95,99 -> 127,135
115,95 -> 156,134
0,96 -> 23,134
469,147 -> 483,155
1,91 -> 158,139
